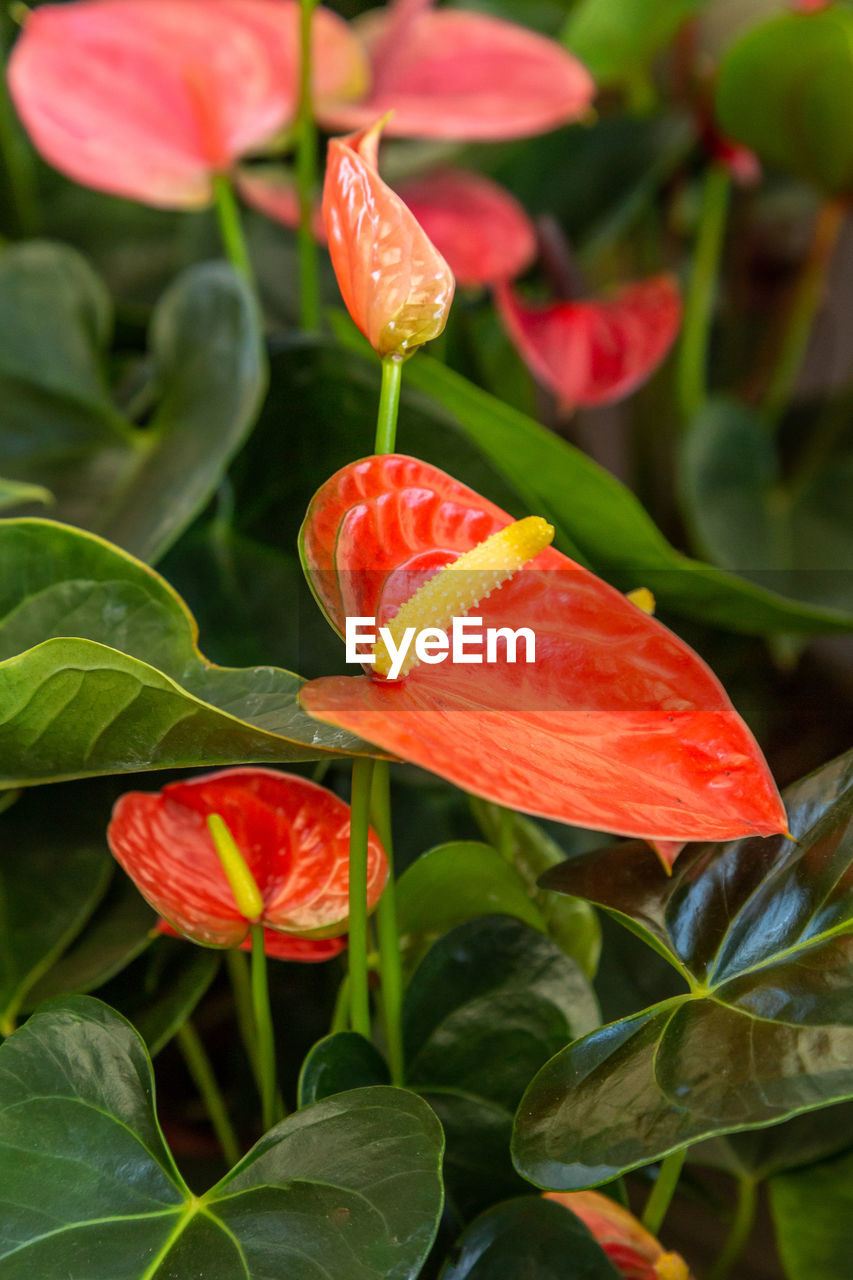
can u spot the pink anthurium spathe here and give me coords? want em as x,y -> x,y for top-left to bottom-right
495,275 -> 683,410
323,118 -> 455,357
108,767 -> 387,947
318,0 -> 595,141
297,455 -> 787,857
240,160 -> 535,288
7,0 -> 367,208
544,1191 -> 691,1279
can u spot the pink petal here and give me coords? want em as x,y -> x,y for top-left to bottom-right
318,6 -> 595,141
396,168 -> 536,287
495,275 -> 682,409
8,0 -> 367,208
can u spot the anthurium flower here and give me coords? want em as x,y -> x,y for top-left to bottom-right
323,119 -> 455,357
240,161 -> 535,288
298,455 -> 786,853
318,0 -> 595,141
7,0 -> 367,208
108,767 -> 387,947
544,1191 -> 691,1279
495,275 -> 682,410
156,919 -> 346,962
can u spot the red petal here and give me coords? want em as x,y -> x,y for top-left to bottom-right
299,456 -> 787,846
319,5 -> 595,141
322,119 -> 455,356
108,767 -> 387,944
8,0 -> 366,208
495,275 -> 682,409
156,918 -> 346,962
395,168 -> 536,287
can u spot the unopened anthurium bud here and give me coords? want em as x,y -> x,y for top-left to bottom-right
322,116 -> 456,358
543,1191 -> 691,1279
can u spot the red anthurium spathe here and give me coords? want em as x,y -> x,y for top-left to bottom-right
495,275 -> 682,410
108,767 -> 387,947
8,0 -> 367,208
323,119 -> 455,357
544,1191 -> 691,1279
318,0 -> 594,141
298,456 -> 786,853
156,919 -> 346,962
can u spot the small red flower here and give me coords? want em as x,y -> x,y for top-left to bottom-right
108,767 -> 387,948
323,118 -> 455,357
156,920 -> 346,963
544,1191 -> 691,1279
8,0 -> 366,208
298,455 -> 787,854
495,275 -> 682,411
318,0 -> 595,141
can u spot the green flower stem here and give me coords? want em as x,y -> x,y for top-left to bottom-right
707,1176 -> 758,1280
348,756 -> 376,1040
371,761 -> 405,1085
225,949 -> 262,1093
212,173 -> 255,287
678,163 -> 731,423
296,0 -> 320,331
497,806 -> 515,863
375,356 -> 404,453
641,1147 -> 686,1237
0,17 -> 38,237
331,971 -> 351,1034
176,1021 -> 241,1168
763,197 -> 847,432
250,922 -> 279,1131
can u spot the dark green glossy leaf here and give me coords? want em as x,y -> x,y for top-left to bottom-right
696,1101 -> 853,1179
0,242 -> 265,563
397,842 -> 546,958
770,1144 -> 853,1279
440,1196 -> 621,1279
298,1031 -> 390,1108
0,997 -> 445,1278
0,790 -> 113,1034
470,800 -> 601,978
331,318 -> 853,636
563,0 -> 705,88
513,749 -> 853,1188
98,937 -> 220,1056
682,397 -> 853,613
0,517 -> 374,786
24,873 -> 155,1008
716,10 -> 853,195
420,1090 -> 528,1223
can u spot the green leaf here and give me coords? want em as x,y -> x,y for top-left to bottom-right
440,1196 -> 621,1279
0,478 -> 51,513
397,842 -> 546,959
696,1101 -> 853,1180
716,9 -> 853,196
0,518 -> 375,786
681,397 -> 853,613
96,937 -> 220,1056
512,749 -> 853,1189
298,1032 -> 390,1108
0,789 -> 113,1034
770,1144 -> 853,1279
563,0 -> 705,88
406,917 -> 597,1219
0,997 -> 445,1278
331,318 -> 853,636
470,799 -> 601,978
0,242 -> 265,563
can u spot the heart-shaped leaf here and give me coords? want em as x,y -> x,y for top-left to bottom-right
770,1143 -> 853,1279
0,242 -> 265,563
681,396 -> 853,614
330,318 -> 853,637
439,1196 -> 621,1279
0,996 -> 445,1278
513,749 -> 853,1189
298,1031 -> 390,1108
96,936 -> 220,1056
406,917 -> 598,1220
563,0 -> 706,89
0,517 -> 374,787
